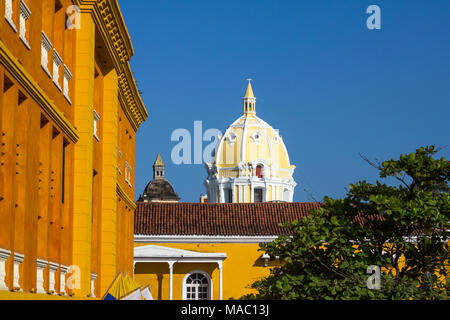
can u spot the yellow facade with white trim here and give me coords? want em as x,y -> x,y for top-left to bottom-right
134,241 -> 281,300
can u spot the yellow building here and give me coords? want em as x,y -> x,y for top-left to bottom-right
0,0 -> 147,299
134,202 -> 321,300
134,83 -> 317,300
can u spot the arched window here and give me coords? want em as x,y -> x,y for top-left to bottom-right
184,272 -> 211,300
256,165 -> 263,178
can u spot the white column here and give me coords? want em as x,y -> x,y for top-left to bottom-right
231,184 -> 235,203
218,261 -> 223,300
219,185 -> 225,204
13,253 -> 24,292
48,262 -> 59,295
0,249 -> 11,291
60,265 -> 69,296
168,261 -> 174,300
91,273 -> 97,298
36,259 -> 48,294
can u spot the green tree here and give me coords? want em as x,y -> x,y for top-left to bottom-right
243,146 -> 449,300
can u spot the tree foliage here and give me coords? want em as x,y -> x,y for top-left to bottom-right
243,146 -> 450,300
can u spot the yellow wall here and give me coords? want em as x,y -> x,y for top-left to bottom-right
134,243 -> 280,300
0,0 -> 147,299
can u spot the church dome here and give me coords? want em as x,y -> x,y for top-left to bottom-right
204,81 -> 296,203
142,179 -> 179,202
140,154 -> 180,203
212,81 -> 295,180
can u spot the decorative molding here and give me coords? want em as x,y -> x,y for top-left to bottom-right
36,259 -> 48,294
48,262 -> 59,295
63,65 -> 72,104
0,40 -> 79,143
0,248 -> 11,291
74,0 -> 134,64
19,0 -> 31,50
52,49 -> 63,91
59,265 -> 69,296
5,0 -> 17,32
41,31 -> 53,78
93,109 -> 100,141
13,253 -> 24,292
73,0 -> 148,130
90,273 -> 97,298
116,182 -> 136,210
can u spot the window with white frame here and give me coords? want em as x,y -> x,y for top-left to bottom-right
128,165 -> 132,186
53,49 -> 63,90
117,146 -> 122,175
124,162 -> 129,183
93,110 -> 100,141
5,0 -> 17,32
63,65 -> 72,103
41,32 -> 52,77
19,1 -> 31,49
184,273 -> 210,300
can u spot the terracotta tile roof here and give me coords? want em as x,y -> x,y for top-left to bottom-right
135,202 -> 322,237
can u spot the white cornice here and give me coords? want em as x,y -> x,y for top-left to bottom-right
135,235 -> 279,244
13,253 -> 24,263
0,248 -> 11,261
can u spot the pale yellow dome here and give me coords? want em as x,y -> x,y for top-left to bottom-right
204,81 -> 296,203
213,114 -> 294,180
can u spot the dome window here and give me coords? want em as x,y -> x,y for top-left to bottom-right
273,130 -> 280,144
227,132 -> 237,145
251,132 -> 261,144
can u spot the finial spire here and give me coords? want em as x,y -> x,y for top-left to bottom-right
154,154 -> 165,167
243,79 -> 256,115
244,79 -> 255,98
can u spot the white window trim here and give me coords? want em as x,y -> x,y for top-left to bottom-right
52,49 -> 63,91
63,65 -> 72,104
19,0 -> 31,50
128,165 -> 132,187
182,270 -> 213,301
251,131 -> 261,145
5,0 -> 17,32
226,132 -> 237,145
93,110 -> 100,141
124,162 -> 132,186
124,162 -> 129,183
41,31 -> 52,78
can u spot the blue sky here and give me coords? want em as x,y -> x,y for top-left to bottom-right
119,0 -> 450,202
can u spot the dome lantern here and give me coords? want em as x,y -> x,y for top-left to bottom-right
153,154 -> 165,180
243,79 -> 256,115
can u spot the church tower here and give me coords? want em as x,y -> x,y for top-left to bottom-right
153,154 -> 165,179
139,154 -> 180,203
204,81 -> 297,203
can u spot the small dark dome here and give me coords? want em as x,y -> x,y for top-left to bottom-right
139,154 -> 180,203
142,179 -> 180,202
